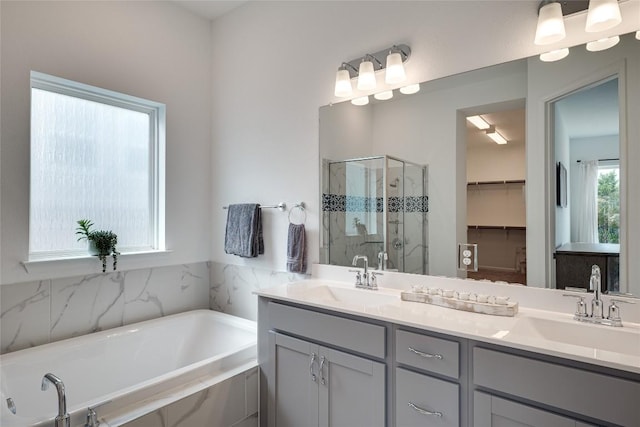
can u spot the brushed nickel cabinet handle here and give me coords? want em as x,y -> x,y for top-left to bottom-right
309,353 -> 317,382
408,346 -> 443,360
408,402 -> 443,417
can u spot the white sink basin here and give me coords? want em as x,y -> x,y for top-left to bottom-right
290,284 -> 400,308
509,316 -> 640,357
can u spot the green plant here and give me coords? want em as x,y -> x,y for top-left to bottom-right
76,219 -> 120,272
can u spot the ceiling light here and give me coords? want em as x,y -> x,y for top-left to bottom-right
374,90 -> 393,101
586,35 -> 620,51
357,59 -> 376,91
334,65 -> 353,98
585,0 -> 622,33
385,46 -> 408,84
351,96 -> 369,106
467,115 -> 491,130
534,1 -> 566,45
539,47 -> 570,62
486,126 -> 508,145
399,84 -> 420,95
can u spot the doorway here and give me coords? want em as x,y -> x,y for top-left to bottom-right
465,106 -> 527,284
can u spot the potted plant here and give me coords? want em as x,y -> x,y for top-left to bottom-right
76,219 -> 120,272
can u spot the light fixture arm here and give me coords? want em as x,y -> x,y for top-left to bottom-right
340,62 -> 359,75
364,54 -> 383,70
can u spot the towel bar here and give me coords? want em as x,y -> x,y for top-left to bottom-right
223,203 -> 286,211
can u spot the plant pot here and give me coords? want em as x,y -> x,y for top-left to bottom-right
88,240 -> 100,256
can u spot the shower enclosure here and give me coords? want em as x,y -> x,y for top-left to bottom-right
321,155 -> 428,274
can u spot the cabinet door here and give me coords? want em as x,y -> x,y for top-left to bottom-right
268,332 -> 319,427
318,346 -> 385,427
473,392 -> 595,427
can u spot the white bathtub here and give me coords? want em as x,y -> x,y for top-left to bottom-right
0,309 -> 257,427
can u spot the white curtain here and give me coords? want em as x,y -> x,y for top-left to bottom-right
574,160 -> 599,243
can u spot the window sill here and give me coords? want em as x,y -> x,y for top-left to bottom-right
21,250 -> 173,275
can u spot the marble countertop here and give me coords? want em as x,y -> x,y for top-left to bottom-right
255,278 -> 640,375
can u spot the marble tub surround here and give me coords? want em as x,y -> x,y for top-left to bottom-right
209,262 -> 304,321
256,265 -> 640,373
1,262 -> 210,354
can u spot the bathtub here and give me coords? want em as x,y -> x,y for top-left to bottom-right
0,309 -> 257,427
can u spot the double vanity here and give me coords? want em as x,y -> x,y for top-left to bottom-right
256,268 -> 640,427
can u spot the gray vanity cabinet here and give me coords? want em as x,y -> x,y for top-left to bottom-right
268,332 -> 385,427
264,302 -> 386,427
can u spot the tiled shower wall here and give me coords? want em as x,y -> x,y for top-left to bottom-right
0,262 -> 211,354
1,261 -> 304,354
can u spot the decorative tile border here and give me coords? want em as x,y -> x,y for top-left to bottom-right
322,194 -> 428,213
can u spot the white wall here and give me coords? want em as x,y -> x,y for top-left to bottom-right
210,1 -> 640,286
1,1 -> 213,284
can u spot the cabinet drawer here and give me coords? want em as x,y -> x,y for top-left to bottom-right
396,329 -> 459,379
268,302 -> 386,358
474,347 -> 640,426
396,367 -> 459,427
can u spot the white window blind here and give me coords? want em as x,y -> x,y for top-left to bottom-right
29,71 -> 165,260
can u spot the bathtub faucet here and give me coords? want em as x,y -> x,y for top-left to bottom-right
41,373 -> 70,427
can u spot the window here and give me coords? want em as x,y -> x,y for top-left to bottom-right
29,71 -> 165,260
597,163 -> 619,244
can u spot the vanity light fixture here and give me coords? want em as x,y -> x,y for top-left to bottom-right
334,44 -> 411,99
585,0 -> 622,33
334,63 -> 357,98
586,35 -> 620,51
357,56 -> 379,91
374,90 -> 393,101
385,46 -> 409,84
399,83 -> 420,95
540,47 -> 570,62
351,96 -> 369,106
486,126 -> 508,145
466,115 -> 491,130
535,1 -> 566,45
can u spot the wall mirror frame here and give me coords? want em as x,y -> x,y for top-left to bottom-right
319,32 -> 639,297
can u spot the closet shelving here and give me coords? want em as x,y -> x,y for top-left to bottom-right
467,179 -> 526,230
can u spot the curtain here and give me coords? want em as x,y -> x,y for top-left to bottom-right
574,160 -> 599,243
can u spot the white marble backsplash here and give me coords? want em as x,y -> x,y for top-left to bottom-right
1,262 -> 210,354
210,262 -> 306,321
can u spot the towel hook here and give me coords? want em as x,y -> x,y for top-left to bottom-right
289,202 -> 306,225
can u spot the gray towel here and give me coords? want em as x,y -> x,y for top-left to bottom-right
224,204 -> 264,258
287,223 -> 306,273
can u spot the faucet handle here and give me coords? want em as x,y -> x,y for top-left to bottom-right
86,400 -> 112,427
608,299 -> 635,326
563,294 -> 587,318
370,271 -> 383,289
348,269 -> 362,286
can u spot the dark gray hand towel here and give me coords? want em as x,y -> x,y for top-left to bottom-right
287,223 -> 306,273
224,204 -> 264,258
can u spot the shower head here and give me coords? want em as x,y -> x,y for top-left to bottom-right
389,178 -> 400,188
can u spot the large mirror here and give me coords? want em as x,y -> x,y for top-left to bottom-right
319,32 -> 639,296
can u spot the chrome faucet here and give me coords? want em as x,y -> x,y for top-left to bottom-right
352,255 -> 368,282
350,255 -> 382,290
563,264 -> 635,327
377,251 -> 388,271
41,373 -> 70,427
589,265 -> 604,319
